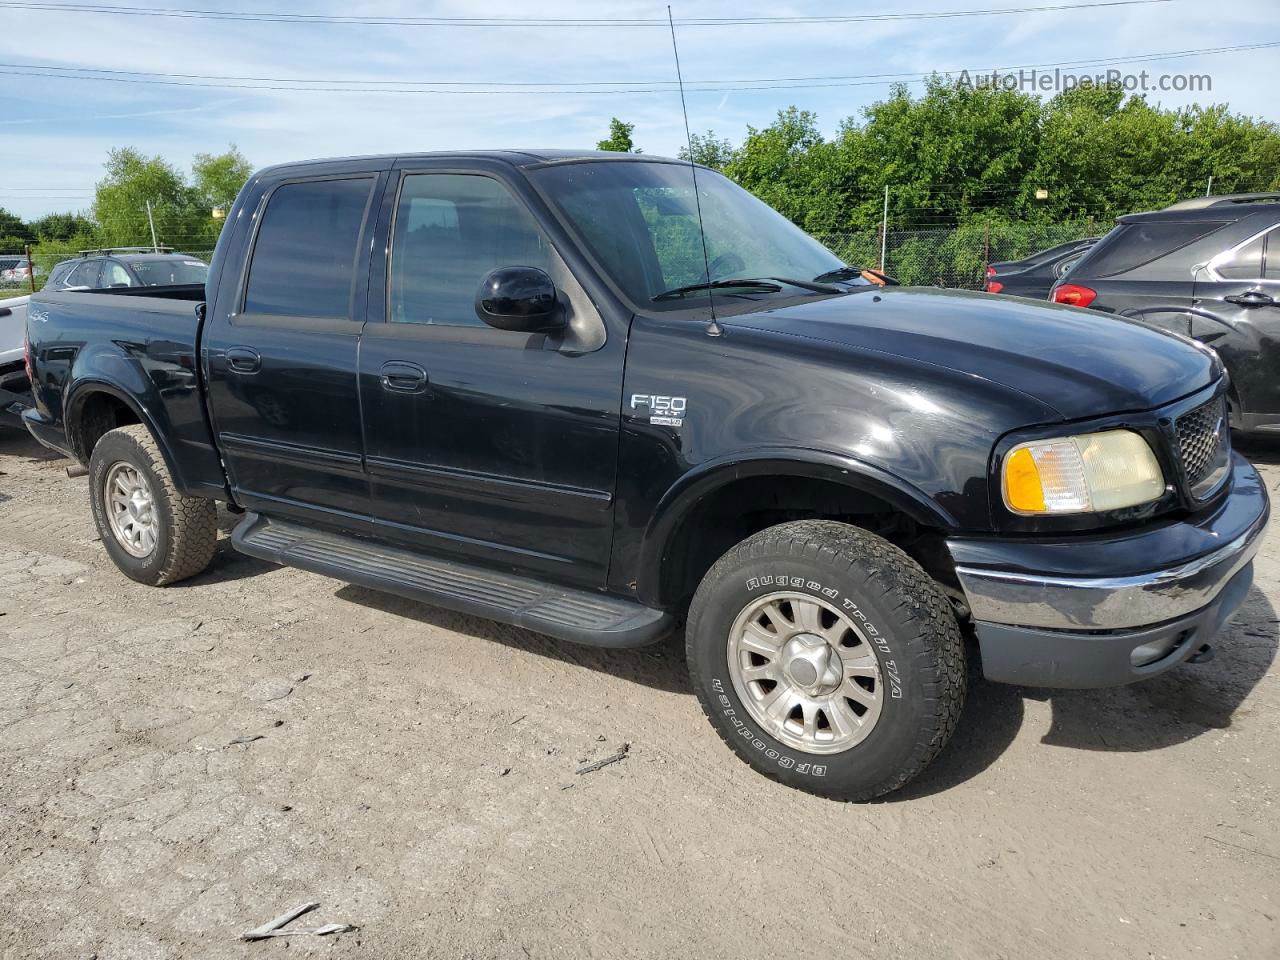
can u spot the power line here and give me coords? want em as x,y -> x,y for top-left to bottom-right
0,0 -> 1176,27
0,41 -> 1268,96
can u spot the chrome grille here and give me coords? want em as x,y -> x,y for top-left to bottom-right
1175,396 -> 1228,494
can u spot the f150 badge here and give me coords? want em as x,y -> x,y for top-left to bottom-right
631,394 -> 687,427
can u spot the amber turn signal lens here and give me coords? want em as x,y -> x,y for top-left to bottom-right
1003,447 -> 1046,513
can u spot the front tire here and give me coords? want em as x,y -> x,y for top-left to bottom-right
686,520 -> 965,801
88,424 -> 217,586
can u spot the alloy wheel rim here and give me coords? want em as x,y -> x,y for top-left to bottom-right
103,461 -> 159,558
727,591 -> 883,755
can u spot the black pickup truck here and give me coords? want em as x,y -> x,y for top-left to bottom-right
23,150 -> 1270,800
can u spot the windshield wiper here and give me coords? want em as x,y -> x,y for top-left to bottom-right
767,276 -> 844,294
653,278 -> 783,301
811,265 -> 866,283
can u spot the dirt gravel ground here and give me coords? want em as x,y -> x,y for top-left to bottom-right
1,428 -> 1278,960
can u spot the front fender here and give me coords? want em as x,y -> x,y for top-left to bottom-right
635,447 -> 957,604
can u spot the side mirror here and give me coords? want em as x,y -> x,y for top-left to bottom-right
475,266 -> 563,332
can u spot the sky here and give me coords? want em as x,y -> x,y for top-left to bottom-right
1,0 -> 1277,222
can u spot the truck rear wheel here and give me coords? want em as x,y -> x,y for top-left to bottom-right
88,424 -> 217,586
686,520 -> 965,801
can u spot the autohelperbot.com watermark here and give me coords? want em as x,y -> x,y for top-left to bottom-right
956,68 -> 1211,94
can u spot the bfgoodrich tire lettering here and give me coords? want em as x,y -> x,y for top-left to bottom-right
88,424 -> 217,586
686,520 -> 966,801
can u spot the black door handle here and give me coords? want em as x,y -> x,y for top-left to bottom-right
380,360 -> 429,394
1224,290 -> 1276,307
225,346 -> 261,374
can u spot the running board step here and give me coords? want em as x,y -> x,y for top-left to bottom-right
231,512 -> 674,648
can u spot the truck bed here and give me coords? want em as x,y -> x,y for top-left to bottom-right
23,285 -> 227,497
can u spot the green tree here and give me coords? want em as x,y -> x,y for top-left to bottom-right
724,108 -> 847,232
0,207 -> 32,248
678,131 -> 736,170
192,145 -> 252,213
855,78 -> 1045,229
30,212 -> 96,241
191,145 -> 253,243
93,147 -> 203,249
597,117 -> 638,153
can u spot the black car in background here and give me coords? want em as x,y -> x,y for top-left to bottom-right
985,236 -> 1097,299
1053,193 -> 1280,433
44,248 -> 209,292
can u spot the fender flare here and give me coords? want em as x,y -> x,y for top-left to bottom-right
636,447 -> 959,605
63,377 -> 188,491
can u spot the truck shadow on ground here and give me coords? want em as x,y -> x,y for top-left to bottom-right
338,581 -> 1278,799
334,584 -> 693,694
893,585 -> 1278,800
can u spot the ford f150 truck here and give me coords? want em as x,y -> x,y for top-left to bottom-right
23,150 -> 1270,800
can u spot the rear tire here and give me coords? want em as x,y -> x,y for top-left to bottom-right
88,424 -> 217,586
686,520 -> 965,801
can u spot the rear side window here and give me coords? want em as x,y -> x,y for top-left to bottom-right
243,177 -> 375,319
1081,221 -> 1226,278
132,258 -> 208,286
48,262 -> 74,285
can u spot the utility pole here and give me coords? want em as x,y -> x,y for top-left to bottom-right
1205,175 -> 1213,197
145,200 -> 159,252
879,185 -> 889,273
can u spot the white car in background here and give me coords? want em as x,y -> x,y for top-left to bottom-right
0,293 -> 31,430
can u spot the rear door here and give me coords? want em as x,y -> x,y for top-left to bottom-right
203,171 -> 387,527
357,164 -> 624,587
1192,218 -> 1280,426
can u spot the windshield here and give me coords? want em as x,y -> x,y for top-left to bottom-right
130,258 -> 209,286
533,161 -> 846,309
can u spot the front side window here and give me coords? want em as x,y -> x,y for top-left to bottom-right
1267,229 -> 1280,281
1216,234 -> 1264,280
243,177 -> 375,319
68,259 -> 102,287
533,161 -> 846,309
102,261 -> 132,287
389,173 -> 553,326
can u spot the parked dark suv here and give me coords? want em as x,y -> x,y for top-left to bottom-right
1052,193 -> 1280,432
44,248 -> 209,292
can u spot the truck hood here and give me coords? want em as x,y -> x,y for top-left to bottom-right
726,286 -> 1218,421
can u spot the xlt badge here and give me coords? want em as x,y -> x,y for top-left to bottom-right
631,394 -> 687,427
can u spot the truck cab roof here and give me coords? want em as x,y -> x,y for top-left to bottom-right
252,149 -> 691,181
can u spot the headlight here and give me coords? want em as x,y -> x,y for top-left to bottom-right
1002,429 -> 1165,515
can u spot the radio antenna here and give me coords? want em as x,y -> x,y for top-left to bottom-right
667,5 -> 722,337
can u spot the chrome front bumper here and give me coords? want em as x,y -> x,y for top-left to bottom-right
948,453 -> 1269,687
955,510 -> 1267,631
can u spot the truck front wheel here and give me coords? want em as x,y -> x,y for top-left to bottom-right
686,520 -> 965,801
88,424 -> 217,586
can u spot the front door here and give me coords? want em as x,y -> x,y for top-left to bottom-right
358,169 -> 624,587
204,172 -> 384,526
